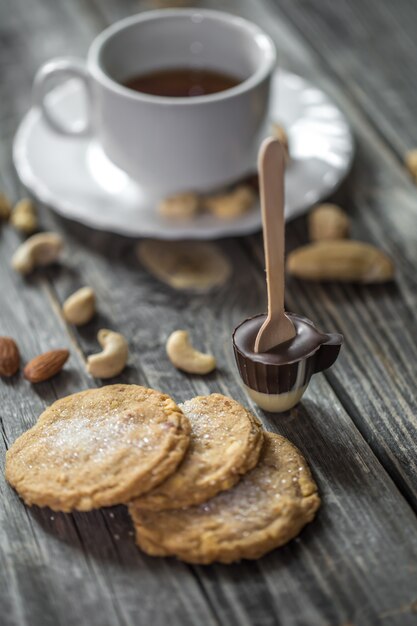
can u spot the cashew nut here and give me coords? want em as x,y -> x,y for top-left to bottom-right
10,198 -> 38,234
166,330 -> 216,375
63,287 -> 96,326
204,185 -> 255,219
0,193 -> 12,220
87,329 -> 128,379
308,204 -> 350,242
11,232 -> 64,274
158,192 -> 200,220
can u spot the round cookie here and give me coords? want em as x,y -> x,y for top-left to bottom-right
6,384 -> 191,512
134,393 -> 263,510
130,432 -> 320,564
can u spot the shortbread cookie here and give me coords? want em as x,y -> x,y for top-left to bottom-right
6,385 -> 190,512
134,394 -> 263,510
130,432 -> 320,563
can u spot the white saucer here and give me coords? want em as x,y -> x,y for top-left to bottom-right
14,69 -> 353,239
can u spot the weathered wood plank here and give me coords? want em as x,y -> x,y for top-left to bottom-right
198,377 -> 417,626
273,0 -> 417,158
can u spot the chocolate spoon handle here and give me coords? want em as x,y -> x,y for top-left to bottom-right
254,137 -> 296,353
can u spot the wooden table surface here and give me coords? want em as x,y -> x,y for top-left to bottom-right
1,0 -> 417,624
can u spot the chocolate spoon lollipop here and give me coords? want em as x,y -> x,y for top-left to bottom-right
232,137 -> 343,413
255,138 -> 296,352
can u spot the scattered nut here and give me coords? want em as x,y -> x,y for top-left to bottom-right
63,287 -> 96,326
405,149 -> 417,180
204,185 -> 256,219
10,198 -> 38,234
87,329 -> 128,379
271,122 -> 290,162
0,337 -> 20,377
24,349 -> 69,383
287,241 -> 395,283
166,330 -> 216,375
158,192 -> 200,219
0,193 -> 12,220
309,204 -> 350,241
137,240 -> 231,291
11,232 -> 64,275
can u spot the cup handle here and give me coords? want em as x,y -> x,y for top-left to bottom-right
33,58 -> 92,137
314,332 -> 343,373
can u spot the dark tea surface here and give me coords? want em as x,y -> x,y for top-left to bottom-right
123,67 -> 240,97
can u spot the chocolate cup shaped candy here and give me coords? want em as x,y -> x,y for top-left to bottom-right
232,313 -> 343,412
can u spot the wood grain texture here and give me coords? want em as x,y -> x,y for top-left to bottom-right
1,0 -> 417,625
273,0 -> 417,158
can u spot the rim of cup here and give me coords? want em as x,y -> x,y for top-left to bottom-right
87,8 -> 277,106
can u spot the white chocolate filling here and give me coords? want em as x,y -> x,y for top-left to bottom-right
245,385 -> 307,413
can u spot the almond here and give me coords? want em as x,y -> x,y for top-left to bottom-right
24,349 -> 69,383
63,286 -> 96,326
308,204 -> 350,241
286,241 -> 395,283
0,337 -> 20,377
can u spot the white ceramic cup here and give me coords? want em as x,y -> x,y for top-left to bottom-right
33,9 -> 276,197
